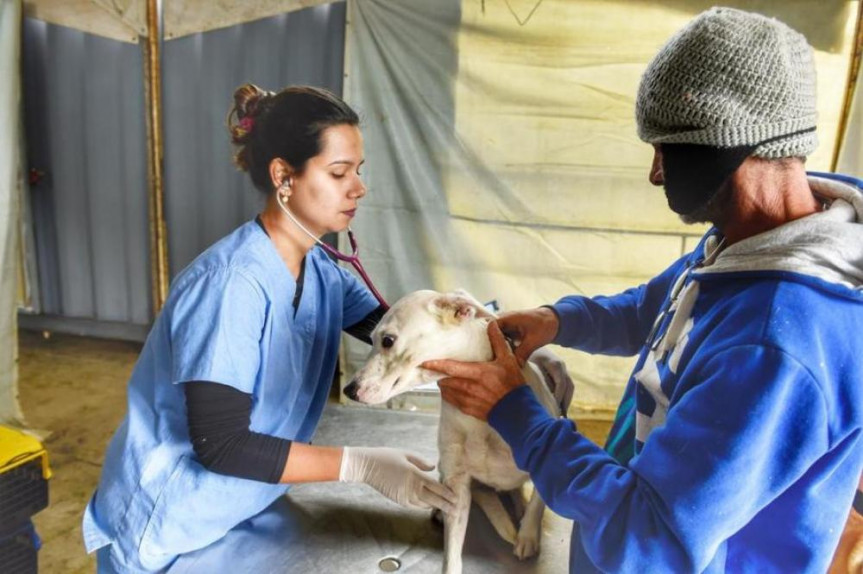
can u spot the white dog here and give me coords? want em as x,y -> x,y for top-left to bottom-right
344,289 -> 573,574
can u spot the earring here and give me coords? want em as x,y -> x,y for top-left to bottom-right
278,181 -> 291,204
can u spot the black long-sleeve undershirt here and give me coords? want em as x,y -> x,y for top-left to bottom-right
344,305 -> 386,344
184,381 -> 291,483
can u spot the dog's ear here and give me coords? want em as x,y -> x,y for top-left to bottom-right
429,293 -> 478,325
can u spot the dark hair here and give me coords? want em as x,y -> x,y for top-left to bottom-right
227,84 -> 360,193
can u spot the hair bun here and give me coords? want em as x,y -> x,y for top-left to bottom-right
233,84 -> 273,120
227,83 -> 274,171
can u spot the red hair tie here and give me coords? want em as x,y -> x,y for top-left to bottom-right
238,117 -> 255,132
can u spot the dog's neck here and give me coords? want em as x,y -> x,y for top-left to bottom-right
459,317 -> 495,362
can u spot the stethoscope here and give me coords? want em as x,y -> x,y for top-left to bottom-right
276,190 -> 389,310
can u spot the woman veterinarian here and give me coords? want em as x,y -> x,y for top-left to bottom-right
82,84 -> 455,573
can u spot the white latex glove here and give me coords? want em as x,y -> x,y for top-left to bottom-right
339,447 -> 456,513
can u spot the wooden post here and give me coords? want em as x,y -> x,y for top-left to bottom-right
832,1 -> 863,172
143,0 -> 169,314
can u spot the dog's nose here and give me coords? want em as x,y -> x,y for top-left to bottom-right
344,380 -> 360,401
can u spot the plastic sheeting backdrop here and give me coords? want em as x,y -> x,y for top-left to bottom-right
0,0 -> 23,424
342,0 -> 860,413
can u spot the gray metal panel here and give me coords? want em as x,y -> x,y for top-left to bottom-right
22,18 -> 151,325
49,28 -> 94,318
18,313 -> 150,343
21,3 -> 346,331
22,20 -> 61,314
163,3 -> 347,276
118,41 -> 152,325
85,38 -> 141,322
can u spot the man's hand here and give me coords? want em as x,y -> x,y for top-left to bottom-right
422,321 -> 526,421
498,307 -> 560,363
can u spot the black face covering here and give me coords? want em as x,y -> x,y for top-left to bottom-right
659,128 -> 816,216
660,143 -> 756,215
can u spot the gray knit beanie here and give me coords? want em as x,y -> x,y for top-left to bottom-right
636,7 -> 818,159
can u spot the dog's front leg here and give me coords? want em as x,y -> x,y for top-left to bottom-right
514,485 -> 545,559
441,469 -> 471,574
438,406 -> 471,574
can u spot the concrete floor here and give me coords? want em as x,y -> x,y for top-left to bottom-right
16,329 -> 612,573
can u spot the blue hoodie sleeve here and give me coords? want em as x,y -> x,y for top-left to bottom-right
489,344 -> 828,572
552,254 -> 690,356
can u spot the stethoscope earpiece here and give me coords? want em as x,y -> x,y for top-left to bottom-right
279,181 -> 291,201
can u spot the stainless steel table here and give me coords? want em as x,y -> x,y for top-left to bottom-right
170,405 -> 571,573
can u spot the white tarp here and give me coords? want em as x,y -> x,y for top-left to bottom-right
838,56 -> 863,175
23,0 -> 143,43
163,0 -> 334,39
22,0 -> 335,42
1,0 -> 24,425
12,0 -> 860,415
343,0 -> 859,414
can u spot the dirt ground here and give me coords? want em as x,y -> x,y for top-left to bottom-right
17,330 -> 142,574
15,329 -> 613,573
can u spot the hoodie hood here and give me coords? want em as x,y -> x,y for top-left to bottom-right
652,173 -> 863,358
694,174 -> 863,290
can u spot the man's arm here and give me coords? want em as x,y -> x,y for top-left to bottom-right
497,254 -> 691,363
487,345 -> 828,572
551,253 -> 690,356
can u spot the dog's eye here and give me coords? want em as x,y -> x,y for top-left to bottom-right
381,335 -> 396,349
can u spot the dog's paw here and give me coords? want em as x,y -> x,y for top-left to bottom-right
513,531 -> 540,560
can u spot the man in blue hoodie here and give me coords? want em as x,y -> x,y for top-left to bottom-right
423,7 -> 863,573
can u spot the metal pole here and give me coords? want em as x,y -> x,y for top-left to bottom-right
143,0 -> 169,313
831,1 -> 863,172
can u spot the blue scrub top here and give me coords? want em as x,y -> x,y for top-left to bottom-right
82,220 -> 379,571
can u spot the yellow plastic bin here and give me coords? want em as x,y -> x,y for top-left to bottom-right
0,426 -> 51,574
